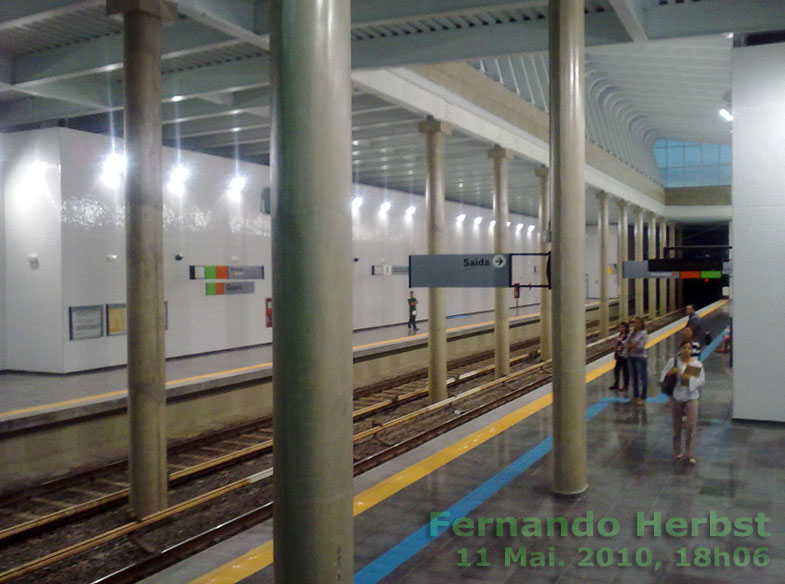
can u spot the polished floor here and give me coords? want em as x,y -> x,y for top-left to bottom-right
138,302 -> 785,584
0,304 -> 540,417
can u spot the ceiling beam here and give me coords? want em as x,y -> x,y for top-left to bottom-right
13,20 -> 238,86
607,0 -> 647,42
0,0 -> 102,31
256,1 -> 547,33
176,0 -> 268,49
351,12 -> 629,69
646,0 -> 785,39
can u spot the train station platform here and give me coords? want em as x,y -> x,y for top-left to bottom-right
0,300 -> 609,431
138,301 -> 784,584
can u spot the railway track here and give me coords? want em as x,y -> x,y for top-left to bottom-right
0,337 -> 546,547
0,310 -> 683,583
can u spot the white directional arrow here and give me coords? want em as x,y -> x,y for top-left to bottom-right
492,254 -> 507,269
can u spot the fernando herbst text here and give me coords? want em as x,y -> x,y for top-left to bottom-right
429,511 -> 772,570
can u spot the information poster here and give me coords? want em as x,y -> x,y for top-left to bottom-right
69,305 -> 104,340
106,303 -> 127,336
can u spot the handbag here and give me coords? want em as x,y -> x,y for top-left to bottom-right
660,357 -> 677,397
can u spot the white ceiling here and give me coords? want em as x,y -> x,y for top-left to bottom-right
0,0 -> 783,220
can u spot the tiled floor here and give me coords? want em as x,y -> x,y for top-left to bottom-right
211,306 -> 785,584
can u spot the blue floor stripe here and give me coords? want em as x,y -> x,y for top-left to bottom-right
700,327 -> 728,362
355,395 -> 622,584
356,322 -> 730,583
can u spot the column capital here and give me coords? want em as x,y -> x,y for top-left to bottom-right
487,145 -> 511,160
596,190 -> 609,201
616,198 -> 628,209
107,0 -> 176,19
418,116 -> 452,136
534,165 -> 549,179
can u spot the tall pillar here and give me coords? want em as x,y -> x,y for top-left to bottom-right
617,200 -> 629,323
549,0 -> 587,495
490,146 -> 511,377
535,167 -> 552,361
659,218 -> 667,315
107,0 -> 173,519
634,207 -> 644,317
270,0 -> 353,581
648,213 -> 657,319
597,191 -> 609,338
420,117 -> 451,403
667,222 -> 676,312
674,225 -> 684,310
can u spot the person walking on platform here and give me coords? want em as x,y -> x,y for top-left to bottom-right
407,291 -> 419,333
627,316 -> 649,405
686,304 -> 702,340
609,321 -> 630,391
661,339 -> 705,464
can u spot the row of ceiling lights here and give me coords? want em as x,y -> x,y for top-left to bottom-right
101,153 -> 247,200
351,197 -> 536,233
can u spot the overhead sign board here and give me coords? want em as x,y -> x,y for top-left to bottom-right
409,254 -> 512,288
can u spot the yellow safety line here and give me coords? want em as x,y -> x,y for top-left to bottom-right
0,305 -> 552,419
192,298 -> 729,583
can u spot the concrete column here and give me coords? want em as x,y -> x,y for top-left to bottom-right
617,200 -> 629,323
270,0 -> 353,581
597,192 -> 609,338
634,207 -> 644,317
648,213 -> 657,319
107,0 -> 173,519
490,146 -> 511,378
674,225 -> 684,310
420,117 -> 451,403
667,222 -> 676,312
535,166 -> 552,361
549,0 -> 587,495
659,218 -> 667,315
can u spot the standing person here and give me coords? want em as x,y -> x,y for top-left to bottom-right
627,316 -> 649,405
609,322 -> 630,391
686,304 -> 702,340
407,291 -> 419,333
661,339 -> 705,464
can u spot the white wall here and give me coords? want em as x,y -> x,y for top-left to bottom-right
350,183 -> 545,328
585,224 -> 619,300
2,130 -> 64,372
731,43 -> 785,422
58,129 -> 270,371
2,127 -> 614,373
0,135 -> 6,370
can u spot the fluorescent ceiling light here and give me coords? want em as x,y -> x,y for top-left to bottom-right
527,224 -> 536,234
489,220 -> 496,228
719,108 -> 733,122
516,223 -> 524,232
405,205 -> 416,216
380,201 -> 391,213
473,216 -> 483,225
352,196 -> 363,209
456,213 -> 466,223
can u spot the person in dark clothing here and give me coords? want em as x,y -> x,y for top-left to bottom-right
407,291 -> 419,332
686,304 -> 702,340
609,321 -> 630,391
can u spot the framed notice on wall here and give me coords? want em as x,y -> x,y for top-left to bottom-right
69,305 -> 104,340
105,301 -> 169,334
106,303 -> 127,336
